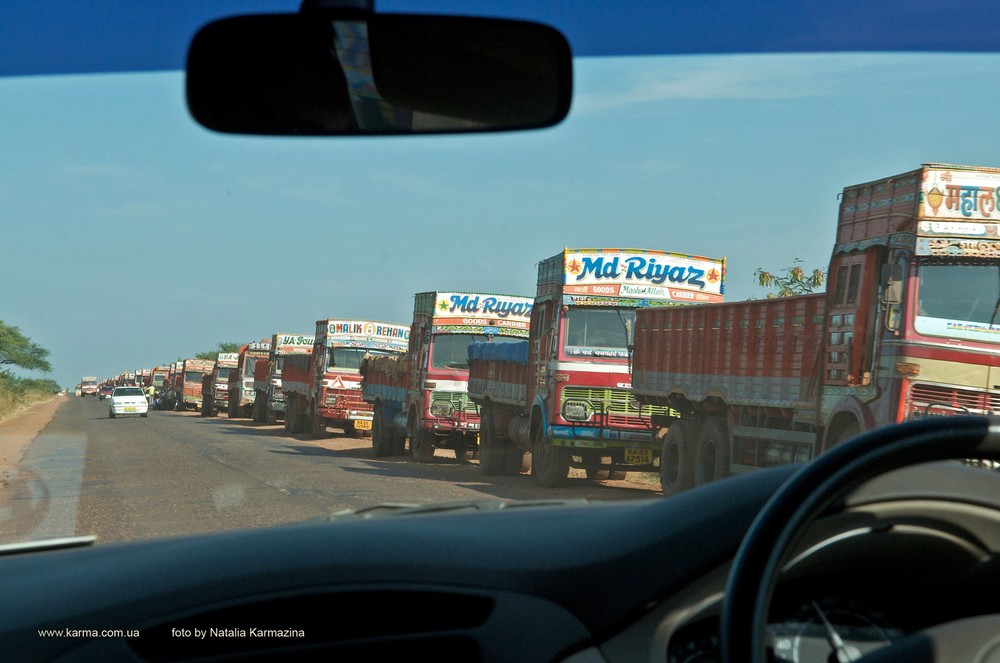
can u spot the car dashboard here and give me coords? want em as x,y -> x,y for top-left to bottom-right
2,463 -> 999,663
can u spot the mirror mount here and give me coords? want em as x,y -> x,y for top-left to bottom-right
300,0 -> 373,11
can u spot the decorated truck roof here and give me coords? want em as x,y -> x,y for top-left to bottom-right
270,334 -> 314,355
181,359 -> 215,372
537,248 -> 725,306
216,352 -> 239,367
315,319 -> 409,352
414,291 -> 533,337
838,163 -> 1000,258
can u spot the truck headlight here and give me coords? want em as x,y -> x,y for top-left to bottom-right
430,400 -> 454,417
561,399 -> 593,422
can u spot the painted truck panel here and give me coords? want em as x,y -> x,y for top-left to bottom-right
629,164 -> 1000,495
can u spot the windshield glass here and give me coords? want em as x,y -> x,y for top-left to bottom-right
562,308 -> 634,359
216,367 -> 232,381
915,262 -> 1000,344
113,387 -> 144,397
328,348 -> 393,370
2,31 -> 1000,547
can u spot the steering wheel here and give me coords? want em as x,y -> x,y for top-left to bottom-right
719,415 -> 1000,662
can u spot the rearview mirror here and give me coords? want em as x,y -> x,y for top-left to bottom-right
186,12 -> 572,135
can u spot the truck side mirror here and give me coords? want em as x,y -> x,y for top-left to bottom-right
881,264 -> 903,305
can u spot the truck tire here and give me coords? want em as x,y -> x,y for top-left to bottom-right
390,431 -> 406,456
266,408 -> 278,425
290,399 -> 307,434
453,440 -> 473,463
694,417 -> 730,486
479,405 -> 524,476
660,420 -> 696,496
531,428 -> 569,487
410,430 -> 436,463
371,404 -> 392,457
284,398 -> 294,432
310,403 -> 327,438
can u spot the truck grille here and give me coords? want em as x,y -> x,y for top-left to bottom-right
431,391 -> 480,422
561,387 -> 671,427
909,383 -> 999,415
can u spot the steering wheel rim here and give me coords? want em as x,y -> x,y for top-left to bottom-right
719,415 -> 1000,663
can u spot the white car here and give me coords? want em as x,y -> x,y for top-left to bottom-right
108,386 -> 149,419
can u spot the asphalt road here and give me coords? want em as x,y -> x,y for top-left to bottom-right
2,397 -> 660,544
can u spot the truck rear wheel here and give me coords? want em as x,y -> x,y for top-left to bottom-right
372,404 -> 392,457
532,429 -> 569,487
694,417 -> 729,486
284,398 -> 296,432
479,405 -> 524,476
453,440 -> 473,463
660,420 -> 696,496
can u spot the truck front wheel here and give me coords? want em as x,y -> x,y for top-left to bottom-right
532,429 -> 569,487
410,430 -> 436,463
310,403 -> 327,438
660,420 -> 696,496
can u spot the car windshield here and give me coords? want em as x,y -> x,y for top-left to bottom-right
1,3 -> 999,550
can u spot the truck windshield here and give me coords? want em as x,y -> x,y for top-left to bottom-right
430,333 -> 522,370
326,347 -> 393,370
915,262 -> 1000,344
216,368 -> 231,381
562,308 -> 635,359
184,371 -> 203,383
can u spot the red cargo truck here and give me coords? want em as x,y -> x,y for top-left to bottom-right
466,248 -> 724,485
363,292 -> 533,461
178,359 -> 215,411
254,334 -> 314,426
284,321 -> 409,437
201,352 -> 238,417
227,341 -> 271,418
632,163 -> 1000,494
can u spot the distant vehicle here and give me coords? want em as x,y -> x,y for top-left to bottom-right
98,385 -> 114,400
80,376 -> 98,397
108,386 -> 149,419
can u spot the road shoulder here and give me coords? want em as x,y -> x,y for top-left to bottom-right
0,395 -> 66,489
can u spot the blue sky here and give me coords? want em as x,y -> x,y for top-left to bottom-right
5,50 -> 1000,388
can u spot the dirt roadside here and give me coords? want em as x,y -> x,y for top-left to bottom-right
0,395 -> 66,490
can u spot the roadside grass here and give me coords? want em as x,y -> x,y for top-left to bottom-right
0,374 -> 61,423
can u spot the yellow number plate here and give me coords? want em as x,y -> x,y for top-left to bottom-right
124,407 -> 136,413
624,448 -> 652,465
353,420 -> 372,431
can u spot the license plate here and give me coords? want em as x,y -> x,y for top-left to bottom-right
124,407 -> 136,413
624,448 -> 652,465
353,420 -> 372,430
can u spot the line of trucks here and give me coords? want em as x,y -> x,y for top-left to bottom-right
88,164 -> 1000,493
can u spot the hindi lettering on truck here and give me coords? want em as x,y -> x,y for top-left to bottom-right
284,322 -> 409,438
252,334 -> 313,425
631,163 -> 1000,494
466,249 -> 724,485
227,341 -> 271,418
362,293 -> 533,461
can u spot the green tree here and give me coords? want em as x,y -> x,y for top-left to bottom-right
195,342 -> 242,360
0,320 -> 52,372
755,258 -> 826,298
